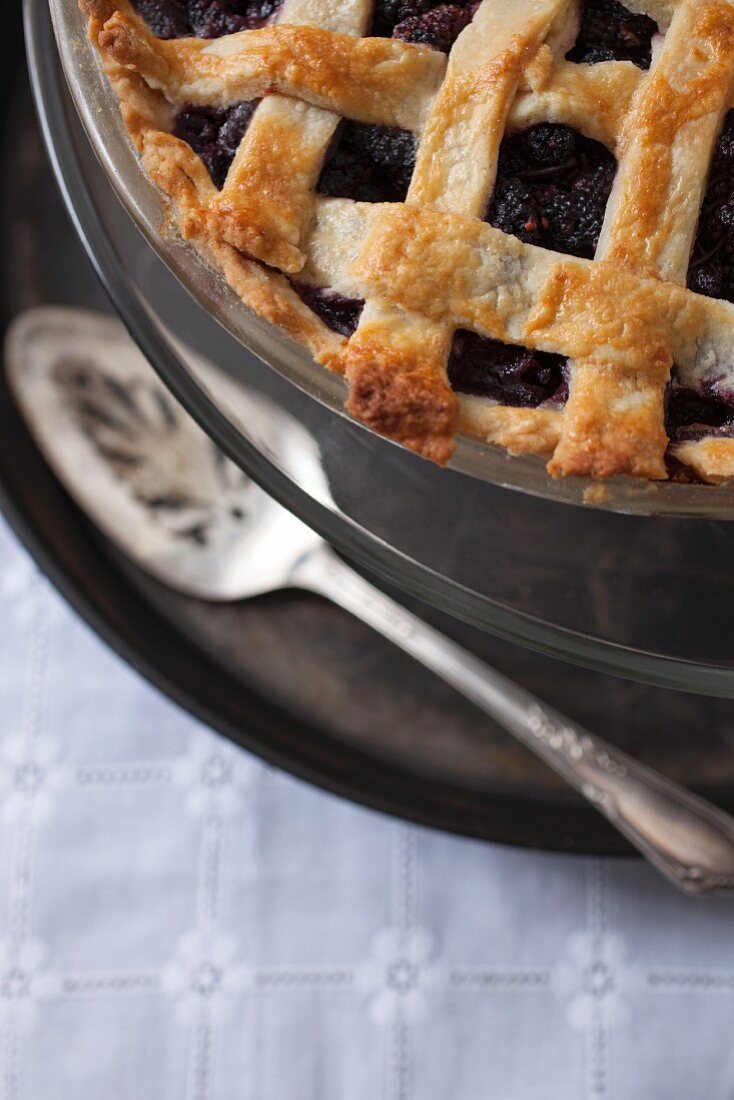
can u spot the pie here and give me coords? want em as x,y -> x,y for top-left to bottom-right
80,0 -> 734,482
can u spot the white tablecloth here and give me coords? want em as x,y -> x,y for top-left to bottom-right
0,515 -> 732,1100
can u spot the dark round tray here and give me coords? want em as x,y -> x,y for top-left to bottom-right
4,31 -> 734,856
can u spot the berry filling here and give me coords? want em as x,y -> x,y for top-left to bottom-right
392,4 -> 473,50
372,0 -> 476,51
668,113 -> 734,459
174,101 -> 259,188
292,284 -> 365,336
666,386 -> 734,443
486,124 -> 615,259
688,111 -> 734,302
131,0 -> 283,37
318,122 -> 417,203
448,331 -> 568,408
565,0 -> 658,69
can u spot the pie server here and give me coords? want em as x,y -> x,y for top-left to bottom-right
8,304 -> 734,896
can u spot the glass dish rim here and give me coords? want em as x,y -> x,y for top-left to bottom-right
44,0 -> 734,521
26,0 -> 734,698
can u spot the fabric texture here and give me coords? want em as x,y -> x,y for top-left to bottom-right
0,516 -> 732,1100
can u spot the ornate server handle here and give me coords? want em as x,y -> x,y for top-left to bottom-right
292,544 -> 734,895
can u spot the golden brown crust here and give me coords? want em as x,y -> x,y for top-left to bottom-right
86,8 -> 348,370
457,398 -> 562,455
345,343 -> 458,464
81,0 -> 734,484
528,263 -> 673,478
95,12 -> 445,129
206,100 -> 336,272
510,59 -> 644,148
557,0 -> 734,479
547,361 -> 671,479
670,439 -> 734,483
598,0 -> 734,281
205,0 -> 372,271
339,0 -> 570,460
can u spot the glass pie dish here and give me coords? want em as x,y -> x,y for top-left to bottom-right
25,0 -> 734,696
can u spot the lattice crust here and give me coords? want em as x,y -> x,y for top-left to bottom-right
82,0 -> 734,482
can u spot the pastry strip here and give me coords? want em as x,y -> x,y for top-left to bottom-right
94,14 -> 446,130
343,0 -> 573,464
551,0 -> 734,479
206,0 -> 374,272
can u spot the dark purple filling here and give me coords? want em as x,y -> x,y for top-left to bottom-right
665,386 -> 734,443
292,284 -> 365,336
372,0 -> 476,50
174,101 -> 259,187
688,111 -> 734,302
292,298 -> 572,405
565,0 -> 658,69
318,122 -> 417,203
135,0 -> 473,46
675,114 -> 734,453
131,0 -> 282,37
448,331 -> 568,407
486,124 -> 616,259
391,4 -> 473,50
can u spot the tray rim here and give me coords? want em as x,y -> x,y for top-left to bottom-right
6,4 -> 731,856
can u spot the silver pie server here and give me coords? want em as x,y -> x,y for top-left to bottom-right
8,305 -> 734,897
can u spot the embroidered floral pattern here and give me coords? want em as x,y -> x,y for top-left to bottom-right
0,939 -> 57,1033
172,737 -> 255,819
161,931 -> 249,1026
554,931 -> 631,1030
1,499 -> 734,1100
361,928 -> 441,1023
0,736 -> 67,825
